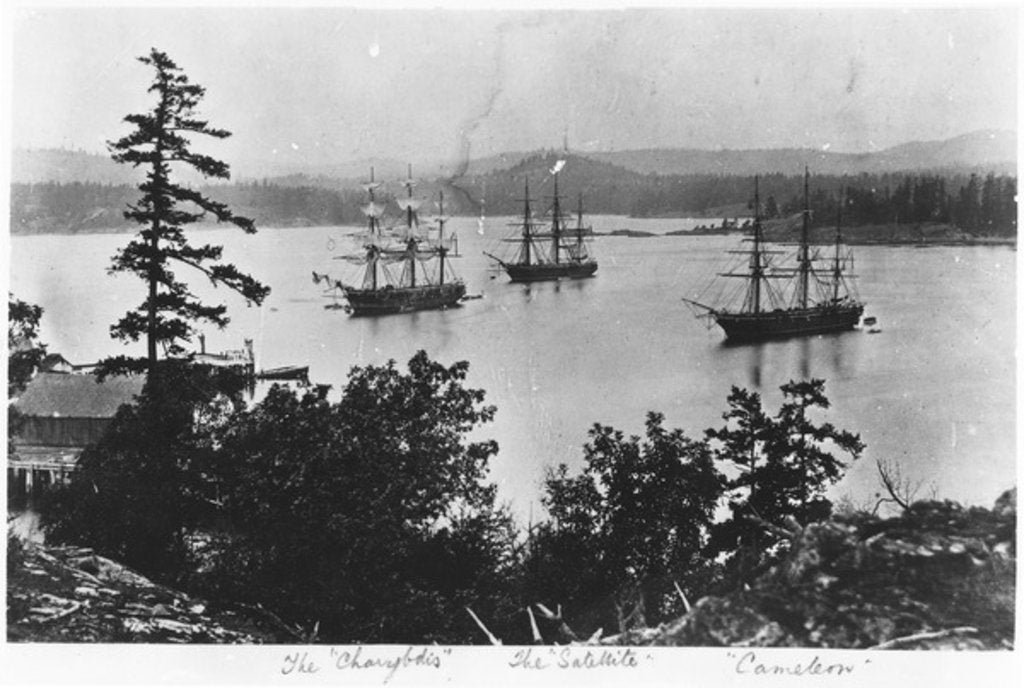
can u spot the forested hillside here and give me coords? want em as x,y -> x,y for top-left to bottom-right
9,161 -> 1015,239
9,150 -> 1017,237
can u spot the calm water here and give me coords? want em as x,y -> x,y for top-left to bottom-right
10,216 -> 1017,519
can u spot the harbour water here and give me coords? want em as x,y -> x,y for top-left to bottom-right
9,216 -> 1016,519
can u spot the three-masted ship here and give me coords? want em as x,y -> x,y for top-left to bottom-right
316,167 -> 465,315
684,169 -> 864,342
486,172 -> 597,282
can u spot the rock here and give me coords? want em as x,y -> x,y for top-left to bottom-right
598,492 -> 1015,650
7,541 -> 286,643
654,597 -> 792,647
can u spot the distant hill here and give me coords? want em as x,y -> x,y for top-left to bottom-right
587,130 -> 1016,176
14,130 -> 1014,186
12,148 -> 207,186
11,148 -> 139,185
436,151 -> 648,216
871,130 -> 1017,171
237,157 -> 421,185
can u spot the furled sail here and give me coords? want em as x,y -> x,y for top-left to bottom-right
361,202 -> 386,218
395,198 -> 423,212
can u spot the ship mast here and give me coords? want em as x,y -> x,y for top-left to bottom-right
576,193 -> 586,258
402,164 -> 417,288
716,175 -> 786,313
363,166 -> 382,291
437,190 -> 447,287
521,178 -> 533,266
798,166 -> 812,309
833,189 -> 844,301
749,176 -> 765,314
551,173 -> 562,264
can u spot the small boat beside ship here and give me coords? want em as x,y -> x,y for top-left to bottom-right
315,167 -> 465,315
485,169 -> 597,282
684,169 -> 865,342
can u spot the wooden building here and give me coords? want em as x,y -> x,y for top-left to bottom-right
8,372 -> 145,499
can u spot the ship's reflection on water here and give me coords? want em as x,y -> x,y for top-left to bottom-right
722,332 -> 857,390
748,342 -> 764,388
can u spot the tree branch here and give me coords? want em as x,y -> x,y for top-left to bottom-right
167,254 -> 258,301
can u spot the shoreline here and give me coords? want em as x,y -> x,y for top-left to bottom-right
11,222 -> 1017,248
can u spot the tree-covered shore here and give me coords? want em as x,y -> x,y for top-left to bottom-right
10,160 -> 1016,243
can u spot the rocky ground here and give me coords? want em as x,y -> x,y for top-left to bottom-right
601,490 -> 1016,649
6,536 -> 286,643
8,490 -> 1014,647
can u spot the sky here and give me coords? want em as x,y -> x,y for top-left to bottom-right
6,4 -> 1019,177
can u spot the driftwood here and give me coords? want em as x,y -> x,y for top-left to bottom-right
526,606 -> 543,643
30,599 -> 84,623
465,607 -> 502,645
535,603 -> 580,642
673,581 -> 691,613
234,601 -> 316,643
869,626 -> 979,650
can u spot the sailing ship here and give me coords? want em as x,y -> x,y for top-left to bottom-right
684,169 -> 864,342
485,171 -> 597,282
314,167 -> 465,315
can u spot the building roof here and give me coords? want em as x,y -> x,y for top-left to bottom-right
13,372 -> 145,418
39,353 -> 74,372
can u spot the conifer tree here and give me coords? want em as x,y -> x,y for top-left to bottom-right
104,48 -> 269,378
706,379 -> 863,584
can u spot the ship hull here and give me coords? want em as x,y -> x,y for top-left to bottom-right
715,303 -> 864,342
344,282 -> 466,315
505,261 -> 598,283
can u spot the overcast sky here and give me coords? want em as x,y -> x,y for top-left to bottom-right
8,5 -> 1018,176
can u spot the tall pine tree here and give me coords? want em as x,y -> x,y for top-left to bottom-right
104,48 -> 269,379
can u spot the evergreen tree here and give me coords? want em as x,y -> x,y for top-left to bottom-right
706,379 -> 863,585
999,177 -> 1018,236
980,173 -> 999,232
955,174 -> 981,234
104,48 -> 269,378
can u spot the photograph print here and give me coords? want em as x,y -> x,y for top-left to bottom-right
4,2 -> 1018,684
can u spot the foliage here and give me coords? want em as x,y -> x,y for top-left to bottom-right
43,361 -> 250,578
14,168 -> 1017,237
43,350 -> 867,643
525,412 -> 722,635
103,48 -> 269,377
198,352 -> 511,643
706,379 -> 864,584
8,294 -> 47,396
8,294 -> 48,455
779,172 -> 1017,237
